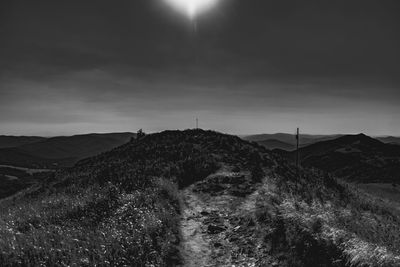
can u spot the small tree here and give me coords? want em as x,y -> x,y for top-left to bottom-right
137,129 -> 146,140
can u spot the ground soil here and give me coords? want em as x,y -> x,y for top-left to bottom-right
179,168 -> 275,267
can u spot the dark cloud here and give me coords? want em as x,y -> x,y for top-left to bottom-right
0,0 -> 399,135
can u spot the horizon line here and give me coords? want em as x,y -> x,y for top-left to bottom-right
1,129 -> 399,138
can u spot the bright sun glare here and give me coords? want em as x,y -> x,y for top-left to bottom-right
163,0 -> 218,19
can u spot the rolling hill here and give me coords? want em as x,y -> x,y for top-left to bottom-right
0,136 -> 46,148
0,129 -> 399,266
278,133 -> 400,183
376,136 -> 400,145
0,132 -> 135,168
242,133 -> 343,150
254,139 -> 295,150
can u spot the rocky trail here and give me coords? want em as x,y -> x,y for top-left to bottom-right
179,169 -> 274,267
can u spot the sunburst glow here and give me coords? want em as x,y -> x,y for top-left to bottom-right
163,0 -> 219,19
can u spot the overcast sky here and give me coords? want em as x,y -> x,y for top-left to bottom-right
0,0 -> 399,136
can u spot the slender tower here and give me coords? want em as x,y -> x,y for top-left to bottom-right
296,128 -> 300,172
196,117 -> 199,129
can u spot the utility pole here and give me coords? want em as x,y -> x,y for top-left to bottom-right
196,117 -> 198,129
296,127 -> 300,173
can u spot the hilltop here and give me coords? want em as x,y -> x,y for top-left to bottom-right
0,130 -> 399,266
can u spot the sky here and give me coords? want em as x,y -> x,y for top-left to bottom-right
0,0 -> 399,136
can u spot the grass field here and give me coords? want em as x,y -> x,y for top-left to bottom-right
357,183 -> 400,203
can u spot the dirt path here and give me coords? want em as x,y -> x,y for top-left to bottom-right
179,170 -> 272,267
180,187 -> 212,267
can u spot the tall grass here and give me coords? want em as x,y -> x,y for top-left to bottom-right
0,178 -> 181,266
255,160 -> 400,266
0,129 -> 258,266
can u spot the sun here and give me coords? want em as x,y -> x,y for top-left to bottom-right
163,0 -> 219,19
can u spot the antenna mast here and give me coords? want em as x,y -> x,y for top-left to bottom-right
296,127 -> 300,172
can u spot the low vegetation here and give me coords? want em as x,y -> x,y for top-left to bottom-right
254,156 -> 400,266
0,130 -> 399,266
0,179 -> 182,266
0,130 -> 266,266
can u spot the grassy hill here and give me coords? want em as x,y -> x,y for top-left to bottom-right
278,134 -> 400,183
0,130 -> 399,266
0,130 -> 263,266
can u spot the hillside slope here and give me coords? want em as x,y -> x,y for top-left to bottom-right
377,136 -> 400,145
280,134 -> 400,183
0,130 -> 399,266
242,133 -> 343,147
0,130 -> 267,266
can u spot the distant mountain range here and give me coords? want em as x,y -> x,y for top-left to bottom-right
242,133 -> 344,151
253,139 -> 296,151
242,133 -> 400,151
275,133 -> 400,183
376,136 -> 400,145
0,136 -> 46,148
0,133 -> 135,168
1,131 -> 399,177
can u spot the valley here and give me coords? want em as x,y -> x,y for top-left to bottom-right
0,164 -> 54,174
